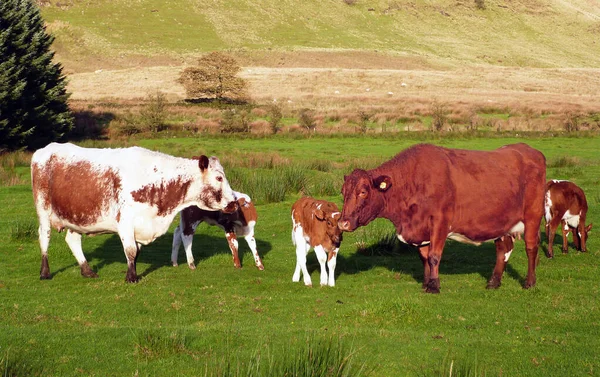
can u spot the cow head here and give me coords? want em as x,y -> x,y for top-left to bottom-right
339,169 -> 391,232
195,155 -> 237,213
314,206 -> 343,248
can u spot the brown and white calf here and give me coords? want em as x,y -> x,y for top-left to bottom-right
171,191 -> 264,270
544,180 -> 592,257
291,197 -> 343,287
31,142 -> 237,282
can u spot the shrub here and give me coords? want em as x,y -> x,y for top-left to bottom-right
299,108 -> 317,132
563,111 -> 580,132
139,91 -> 169,133
267,103 -> 283,134
358,110 -> 371,134
220,109 -> 250,133
430,101 -> 449,132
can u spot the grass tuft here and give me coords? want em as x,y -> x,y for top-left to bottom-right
0,348 -> 45,377
10,220 -> 38,242
133,329 -> 191,360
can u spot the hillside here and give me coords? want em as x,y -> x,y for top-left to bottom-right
40,0 -> 600,73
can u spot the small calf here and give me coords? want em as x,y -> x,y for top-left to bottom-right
172,191 -> 264,270
291,197 -> 343,287
544,180 -> 592,258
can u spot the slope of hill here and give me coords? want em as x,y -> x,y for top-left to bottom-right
40,0 -> 600,73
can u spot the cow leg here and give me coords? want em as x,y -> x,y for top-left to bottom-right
225,232 -> 242,269
326,248 -> 338,287
119,229 -> 140,283
292,235 -> 312,286
314,245 -> 329,286
171,225 -> 183,267
38,218 -> 52,280
425,228 -> 448,294
244,233 -> 264,270
546,216 -> 561,259
65,229 -> 98,278
523,220 -> 541,290
487,236 -> 513,289
562,222 -> 571,253
417,245 -> 431,289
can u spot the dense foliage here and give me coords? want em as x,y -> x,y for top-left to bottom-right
178,51 -> 248,102
0,0 -> 72,152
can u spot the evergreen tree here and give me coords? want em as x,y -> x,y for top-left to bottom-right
0,0 -> 72,152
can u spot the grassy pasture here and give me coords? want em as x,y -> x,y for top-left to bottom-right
1,135 -> 599,376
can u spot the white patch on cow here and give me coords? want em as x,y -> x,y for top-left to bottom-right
552,179 -> 568,183
562,210 -> 580,228
544,191 -> 553,222
510,221 -> 525,235
233,191 -> 251,203
504,249 -> 513,262
397,234 -> 430,247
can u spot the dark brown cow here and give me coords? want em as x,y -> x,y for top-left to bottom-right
544,180 -> 592,257
339,143 -> 546,293
171,191 -> 264,270
291,197 -> 343,287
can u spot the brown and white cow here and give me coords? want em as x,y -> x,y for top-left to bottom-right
544,180 -> 592,257
291,197 -> 343,287
31,142 -> 237,283
171,191 -> 264,270
339,143 -> 546,293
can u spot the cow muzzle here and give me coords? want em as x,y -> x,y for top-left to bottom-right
338,220 -> 354,232
222,201 -> 238,214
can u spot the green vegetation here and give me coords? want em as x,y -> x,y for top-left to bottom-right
0,0 -> 73,151
41,0 -> 600,69
1,136 -> 599,376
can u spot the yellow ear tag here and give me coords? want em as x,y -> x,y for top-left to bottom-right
380,182 -> 387,189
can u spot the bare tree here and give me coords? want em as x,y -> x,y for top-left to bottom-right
178,52 -> 248,101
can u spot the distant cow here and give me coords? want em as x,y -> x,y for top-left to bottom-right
544,180 -> 592,257
291,197 -> 343,287
339,143 -> 546,293
171,191 -> 264,270
31,142 -> 237,282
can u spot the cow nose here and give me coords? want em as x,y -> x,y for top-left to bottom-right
339,221 -> 350,231
222,201 -> 238,214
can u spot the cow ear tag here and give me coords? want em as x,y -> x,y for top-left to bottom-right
379,181 -> 387,190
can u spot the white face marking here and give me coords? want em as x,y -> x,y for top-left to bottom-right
504,249 -> 513,262
331,212 -> 340,218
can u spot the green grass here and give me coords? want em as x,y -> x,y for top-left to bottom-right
41,0 -> 600,69
1,136 -> 600,376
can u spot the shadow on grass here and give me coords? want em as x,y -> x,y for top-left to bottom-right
49,231 -> 272,281
327,238 -> 530,289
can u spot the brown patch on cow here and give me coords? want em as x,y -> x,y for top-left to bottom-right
131,177 -> 192,216
41,158 -> 122,227
40,254 -> 50,280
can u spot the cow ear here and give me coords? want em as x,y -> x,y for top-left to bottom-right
373,175 -> 392,192
238,197 -> 247,207
586,223 -> 593,233
198,155 -> 209,172
314,208 -> 325,220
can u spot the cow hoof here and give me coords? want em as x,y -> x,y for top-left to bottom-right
523,281 -> 536,289
234,264 -> 242,269
188,263 -> 196,270
40,274 -> 51,280
486,280 -> 501,290
545,252 -> 554,259
256,264 -> 265,271
82,271 -> 99,278
80,263 -> 98,278
425,279 -> 440,294
172,262 -> 178,267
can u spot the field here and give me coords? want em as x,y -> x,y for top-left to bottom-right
1,136 -> 599,376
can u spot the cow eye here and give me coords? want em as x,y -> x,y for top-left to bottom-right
216,176 -> 223,182
359,190 -> 368,198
